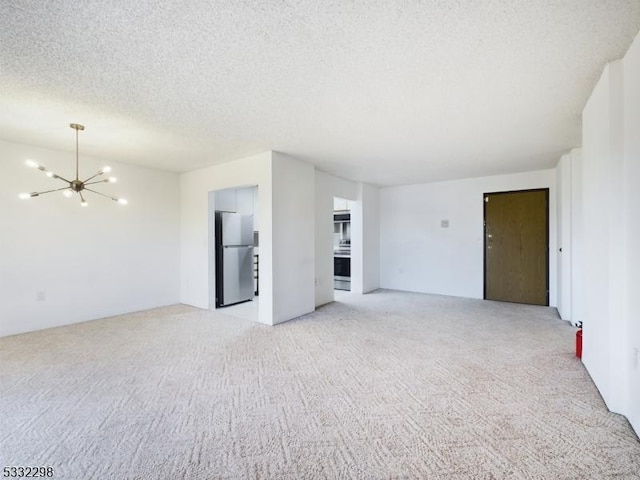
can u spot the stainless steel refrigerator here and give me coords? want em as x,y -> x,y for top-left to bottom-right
215,212 -> 255,308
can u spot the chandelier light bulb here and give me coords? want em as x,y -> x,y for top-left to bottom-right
117,198 -> 128,205
19,193 -> 30,199
81,201 -> 88,207
25,159 -> 38,168
108,177 -> 117,183
63,190 -> 73,198
46,171 -> 54,177
102,166 -> 112,173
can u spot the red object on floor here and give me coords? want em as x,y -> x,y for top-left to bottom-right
576,329 -> 583,359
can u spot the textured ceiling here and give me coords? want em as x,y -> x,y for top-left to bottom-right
1,1 -> 639,186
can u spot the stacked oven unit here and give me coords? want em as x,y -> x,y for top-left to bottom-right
333,212 -> 351,291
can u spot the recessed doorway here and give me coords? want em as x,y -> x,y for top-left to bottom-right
209,185 -> 260,322
333,197 -> 353,292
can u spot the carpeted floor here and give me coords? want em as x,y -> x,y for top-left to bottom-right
1,290 -> 639,479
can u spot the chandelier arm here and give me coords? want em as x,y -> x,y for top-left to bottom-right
49,172 -> 73,183
33,164 -> 67,181
84,187 -> 118,201
84,180 -> 110,186
82,171 -> 104,183
31,186 -> 73,196
30,157 -> 70,184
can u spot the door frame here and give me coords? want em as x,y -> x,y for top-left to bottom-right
483,188 -> 550,305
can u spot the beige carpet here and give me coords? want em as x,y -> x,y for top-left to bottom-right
1,290 -> 639,479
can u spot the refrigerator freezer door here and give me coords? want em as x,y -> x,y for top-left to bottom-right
221,213 -> 254,246
221,245 -> 255,306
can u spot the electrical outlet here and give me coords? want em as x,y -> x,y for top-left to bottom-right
36,291 -> 46,301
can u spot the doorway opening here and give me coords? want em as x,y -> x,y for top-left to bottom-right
483,188 -> 549,306
208,185 -> 259,322
333,197 -> 353,293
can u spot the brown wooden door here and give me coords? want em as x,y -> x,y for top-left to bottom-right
484,189 -> 549,305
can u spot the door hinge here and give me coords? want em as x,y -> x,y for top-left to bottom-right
484,197 -> 489,203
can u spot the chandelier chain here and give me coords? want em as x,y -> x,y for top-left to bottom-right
75,127 -> 79,181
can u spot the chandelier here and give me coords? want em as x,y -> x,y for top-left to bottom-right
19,123 -> 127,207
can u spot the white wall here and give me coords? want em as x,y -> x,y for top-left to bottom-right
555,147 -> 582,324
379,169 -> 557,303
181,150 -> 317,326
351,183 -> 380,294
570,149 -> 584,327
180,152 -> 274,324
581,61 -> 628,415
623,31 -> 640,436
556,153 -> 572,320
314,171 -> 357,307
271,152 -> 316,324
0,139 -> 180,337
578,31 -> 640,435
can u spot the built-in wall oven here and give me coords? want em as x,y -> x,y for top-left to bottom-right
334,256 -> 351,291
334,212 -> 351,291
